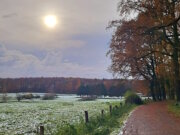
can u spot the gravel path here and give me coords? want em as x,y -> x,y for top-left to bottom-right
122,102 -> 180,135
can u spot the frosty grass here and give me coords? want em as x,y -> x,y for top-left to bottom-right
0,94 -> 122,135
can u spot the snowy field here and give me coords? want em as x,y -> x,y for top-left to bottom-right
0,94 -> 122,135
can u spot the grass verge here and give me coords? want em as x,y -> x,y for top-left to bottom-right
168,101 -> 180,117
56,103 -> 136,135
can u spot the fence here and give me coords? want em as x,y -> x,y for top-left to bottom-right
37,102 -> 123,135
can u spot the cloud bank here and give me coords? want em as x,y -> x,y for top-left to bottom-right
0,0 -> 119,78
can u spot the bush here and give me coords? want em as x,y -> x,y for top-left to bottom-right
16,93 -> 41,101
2,93 -> 8,103
16,94 -> 22,102
22,93 -> 34,99
0,94 -> 14,103
33,95 -> 41,99
143,98 -> 153,104
42,93 -> 56,100
124,90 -> 143,105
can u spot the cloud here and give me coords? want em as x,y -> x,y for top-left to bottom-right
2,13 -> 17,18
0,0 -> 118,78
0,45 -> 111,78
0,0 -> 118,48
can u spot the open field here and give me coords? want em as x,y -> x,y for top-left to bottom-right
0,94 -> 123,135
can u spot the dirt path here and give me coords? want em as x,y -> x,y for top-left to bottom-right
122,102 -> 180,135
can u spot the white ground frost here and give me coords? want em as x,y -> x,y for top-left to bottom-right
0,94 -> 122,135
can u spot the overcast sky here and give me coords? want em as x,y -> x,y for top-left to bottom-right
0,0 -> 119,79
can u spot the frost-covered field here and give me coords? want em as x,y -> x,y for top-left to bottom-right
0,94 -> 122,135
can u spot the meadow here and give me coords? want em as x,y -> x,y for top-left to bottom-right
0,94 -> 123,135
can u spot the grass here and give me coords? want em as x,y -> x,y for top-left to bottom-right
56,103 -> 136,135
168,100 -> 180,117
143,98 -> 153,105
0,94 -> 125,135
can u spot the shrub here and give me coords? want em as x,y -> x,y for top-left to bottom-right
22,93 -> 34,99
33,95 -> 41,99
124,90 -> 143,105
143,98 -> 153,104
2,93 -> 8,103
42,93 -> 56,100
16,93 -> 41,101
16,94 -> 23,102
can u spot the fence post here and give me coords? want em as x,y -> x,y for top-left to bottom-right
120,102 -> 122,107
85,111 -> 89,123
101,109 -> 104,117
40,125 -> 44,135
109,105 -> 112,115
37,126 -> 39,134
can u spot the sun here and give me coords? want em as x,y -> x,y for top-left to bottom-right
44,15 -> 57,28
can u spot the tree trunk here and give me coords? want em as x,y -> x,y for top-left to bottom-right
161,79 -> 166,100
173,23 -> 180,101
162,88 -> 166,100
166,79 -> 174,100
154,79 -> 162,101
150,80 -> 156,101
170,87 -> 175,100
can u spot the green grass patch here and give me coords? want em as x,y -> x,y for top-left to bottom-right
168,101 -> 180,117
56,104 -> 136,135
143,98 -> 154,105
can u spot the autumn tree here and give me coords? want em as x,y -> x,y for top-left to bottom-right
108,18 -> 160,100
109,0 -> 180,101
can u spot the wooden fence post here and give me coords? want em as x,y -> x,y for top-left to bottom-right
85,111 -> 89,123
37,126 -> 39,134
40,125 -> 44,135
109,105 -> 112,115
101,109 -> 104,117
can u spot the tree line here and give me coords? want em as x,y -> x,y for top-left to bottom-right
77,83 -> 129,97
0,77 -> 148,95
108,0 -> 180,101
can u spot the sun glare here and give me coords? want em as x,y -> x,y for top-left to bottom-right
44,15 -> 57,28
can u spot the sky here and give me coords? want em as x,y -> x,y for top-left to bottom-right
0,0 -> 119,79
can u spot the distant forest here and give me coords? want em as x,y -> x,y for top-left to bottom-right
0,77 -> 148,96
